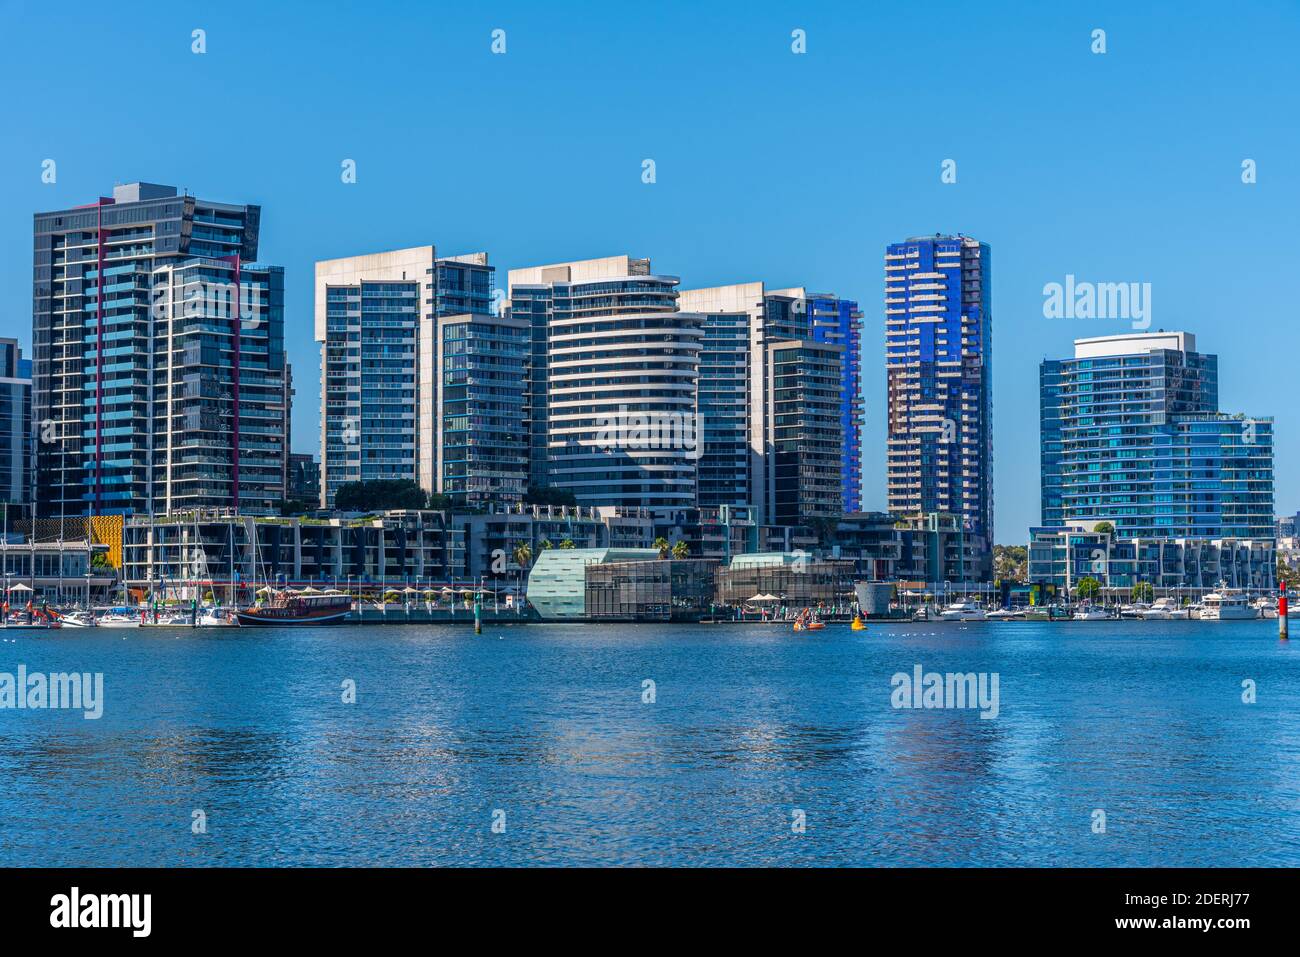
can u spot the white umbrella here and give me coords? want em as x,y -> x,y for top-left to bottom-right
9,583 -> 32,593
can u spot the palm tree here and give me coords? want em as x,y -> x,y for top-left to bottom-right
653,536 -> 670,560
671,540 -> 689,560
512,541 -> 533,597
538,538 -> 554,551
559,538 -> 575,549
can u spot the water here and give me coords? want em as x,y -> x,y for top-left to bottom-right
2,619 -> 1297,866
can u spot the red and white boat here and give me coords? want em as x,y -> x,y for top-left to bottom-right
236,591 -> 352,627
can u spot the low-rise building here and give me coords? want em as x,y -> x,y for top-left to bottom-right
1027,525 -> 1275,595
121,510 -> 464,601
713,552 -> 858,608
585,558 -> 719,621
525,547 -> 659,619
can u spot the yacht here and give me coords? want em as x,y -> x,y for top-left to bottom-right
96,612 -> 141,629
1072,604 -> 1111,621
1251,597 -> 1279,619
986,607 -> 1022,620
937,601 -> 986,622
1199,586 -> 1258,621
1119,602 -> 1151,619
1142,598 -> 1189,620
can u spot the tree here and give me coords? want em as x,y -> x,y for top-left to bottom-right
653,536 -> 670,560
1277,561 -> 1298,589
90,552 -> 114,570
1131,581 -> 1154,603
993,544 -> 1028,584
334,479 -> 427,511
511,541 -> 533,571
524,486 -> 577,507
807,515 -> 842,548
1093,521 -> 1115,536
559,538 -> 575,549
1075,576 -> 1102,601
426,492 -> 453,510
671,540 -> 690,560
538,538 -> 554,551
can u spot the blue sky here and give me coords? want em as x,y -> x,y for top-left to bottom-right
1,0 -> 1296,541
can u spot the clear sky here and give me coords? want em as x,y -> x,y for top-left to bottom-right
2,0 -> 1296,542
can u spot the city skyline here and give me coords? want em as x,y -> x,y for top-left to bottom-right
2,1 -> 1296,540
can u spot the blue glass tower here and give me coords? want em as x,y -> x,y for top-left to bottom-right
885,235 -> 993,557
1039,332 -> 1273,539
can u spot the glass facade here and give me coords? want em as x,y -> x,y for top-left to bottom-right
769,340 -> 844,526
316,248 -> 495,507
696,311 -> 750,508
32,183 -> 282,516
1040,334 -> 1272,540
808,296 -> 864,512
1028,526 -> 1275,592
584,558 -> 718,621
885,235 -> 993,554
0,339 -> 32,505
150,259 -> 288,514
323,279 -> 420,505
438,314 -> 528,506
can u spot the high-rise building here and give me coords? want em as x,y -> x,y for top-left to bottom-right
434,312 -> 528,507
32,183 -> 288,516
767,339 -> 844,526
884,234 -> 993,557
508,256 -> 702,510
1040,331 -> 1274,539
0,339 -> 32,507
149,257 -> 287,514
288,453 -> 321,504
807,294 -> 864,513
678,283 -> 863,522
694,308 -> 750,509
314,247 -> 493,508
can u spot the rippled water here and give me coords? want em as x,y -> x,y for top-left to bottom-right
1,619 -> 1297,866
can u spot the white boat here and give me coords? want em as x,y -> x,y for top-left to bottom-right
1187,603 -> 1204,620
1119,602 -> 1151,619
1251,598 -> 1278,619
142,613 -> 193,627
986,608 -> 1022,620
56,612 -> 96,628
1199,586 -> 1258,621
1072,604 -> 1111,621
937,601 -> 986,622
1142,598 -> 1188,620
95,613 -> 141,629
